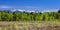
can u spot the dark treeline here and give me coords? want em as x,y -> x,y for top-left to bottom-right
0,10 -> 60,21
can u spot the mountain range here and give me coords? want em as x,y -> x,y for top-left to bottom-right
0,9 -> 37,13
0,9 -> 59,13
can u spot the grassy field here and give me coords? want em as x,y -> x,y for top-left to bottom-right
0,21 -> 60,30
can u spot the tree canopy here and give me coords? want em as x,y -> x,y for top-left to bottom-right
0,10 -> 60,21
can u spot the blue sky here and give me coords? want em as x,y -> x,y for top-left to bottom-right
0,0 -> 60,12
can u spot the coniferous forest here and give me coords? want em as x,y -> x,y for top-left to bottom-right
0,10 -> 60,21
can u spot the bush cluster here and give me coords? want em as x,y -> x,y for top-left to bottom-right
0,10 -> 60,21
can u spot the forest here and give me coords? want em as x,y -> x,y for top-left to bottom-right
0,10 -> 60,21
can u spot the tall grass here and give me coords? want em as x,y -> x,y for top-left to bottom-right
0,21 -> 60,30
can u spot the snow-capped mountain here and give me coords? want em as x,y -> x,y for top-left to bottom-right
0,9 -> 36,13
11,9 -> 35,13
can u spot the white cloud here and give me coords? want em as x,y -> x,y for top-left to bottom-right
0,5 -> 12,8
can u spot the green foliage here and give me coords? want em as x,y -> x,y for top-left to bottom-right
0,10 -> 60,21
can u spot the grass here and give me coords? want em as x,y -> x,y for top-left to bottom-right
0,21 -> 60,30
